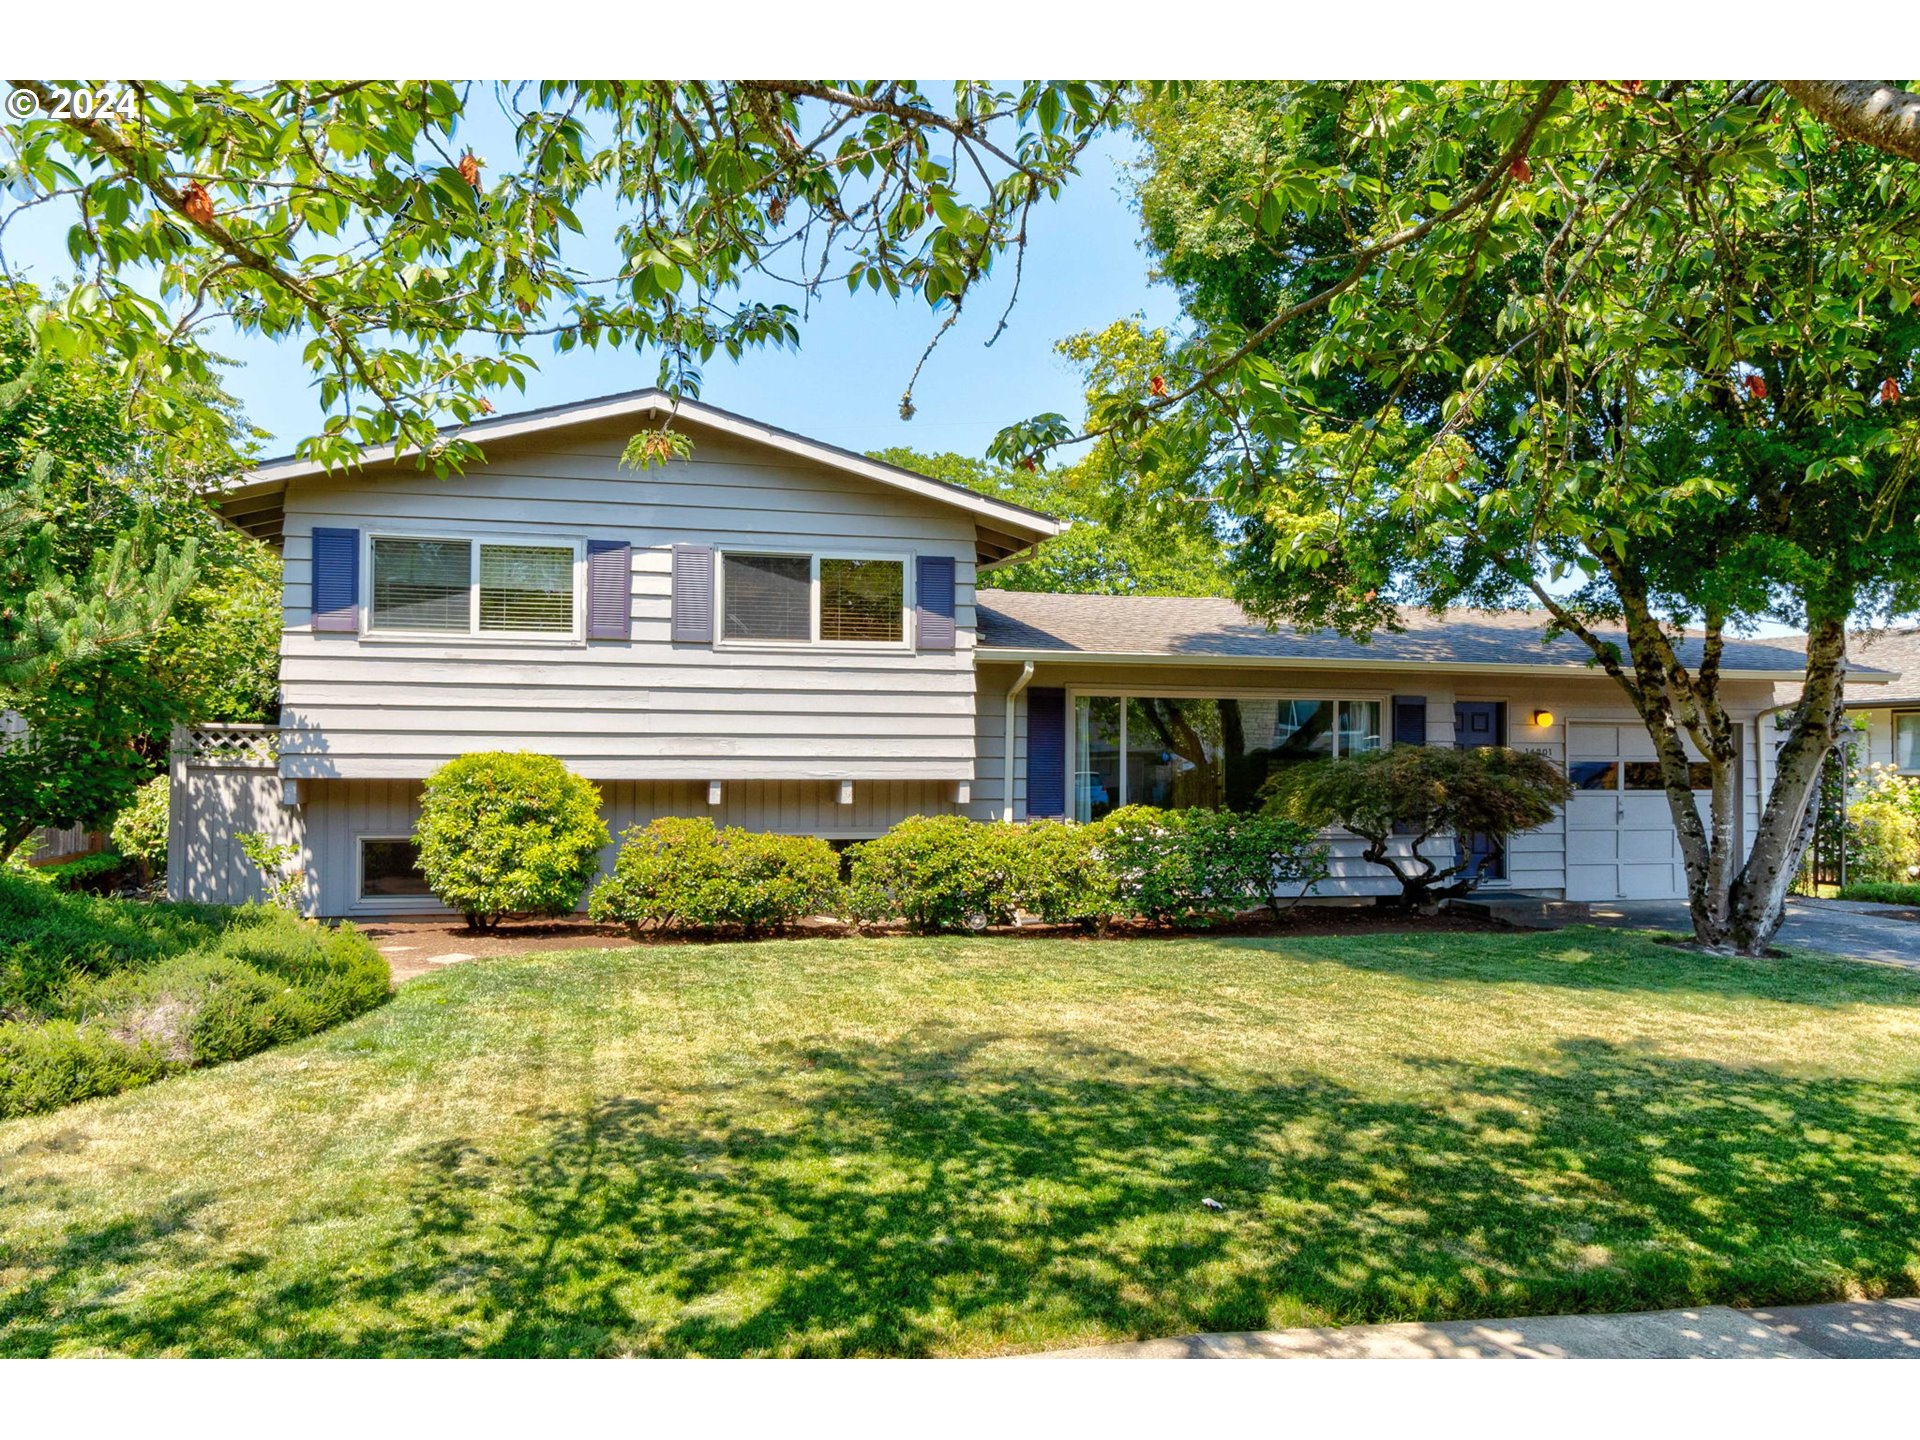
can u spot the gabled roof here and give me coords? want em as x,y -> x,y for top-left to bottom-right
217,389 -> 1063,564
975,590 -> 1890,683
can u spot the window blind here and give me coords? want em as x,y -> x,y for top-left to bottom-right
722,553 -> 811,641
820,558 -> 904,643
370,537 -> 471,632
479,543 -> 574,633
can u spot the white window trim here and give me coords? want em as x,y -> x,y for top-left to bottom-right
712,546 -> 916,653
360,528 -> 586,643
1895,711 -> 1920,775
354,834 -> 439,910
1065,686 -> 1391,823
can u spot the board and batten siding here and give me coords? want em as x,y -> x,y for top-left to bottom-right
297,777 -> 962,916
276,420 -> 981,783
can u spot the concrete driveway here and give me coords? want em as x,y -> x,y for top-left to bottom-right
1580,896 -> 1920,968
1044,1298 -> 1920,1359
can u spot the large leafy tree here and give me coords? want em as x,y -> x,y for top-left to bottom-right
2,81 -> 1120,469
992,82 -> 1920,954
7,78 -> 1919,950
0,283 -> 274,859
871,328 -> 1231,598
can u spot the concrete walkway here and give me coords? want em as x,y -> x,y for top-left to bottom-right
1045,1299 -> 1920,1359
1579,897 -> 1920,968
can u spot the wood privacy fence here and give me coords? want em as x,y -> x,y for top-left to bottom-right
168,724 -> 304,907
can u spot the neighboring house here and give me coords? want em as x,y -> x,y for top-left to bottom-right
170,389 -> 1888,915
1844,627 -> 1920,777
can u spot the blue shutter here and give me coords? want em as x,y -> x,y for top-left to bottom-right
1026,686 -> 1066,819
915,554 -> 956,651
1392,695 -> 1427,746
671,543 -> 714,644
1391,696 -> 1428,835
586,539 -> 631,640
310,527 -> 359,632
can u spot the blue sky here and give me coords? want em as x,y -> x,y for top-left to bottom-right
2,120 -> 1175,463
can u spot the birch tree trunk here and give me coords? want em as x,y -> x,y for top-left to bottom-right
1725,618 -> 1850,954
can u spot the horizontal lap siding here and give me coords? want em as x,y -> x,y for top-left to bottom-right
974,662 -> 1782,900
278,425 -> 980,781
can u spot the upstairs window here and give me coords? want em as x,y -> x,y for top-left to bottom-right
371,537 -> 470,633
718,551 -> 909,646
820,558 -> 904,643
367,534 -> 579,637
722,553 -> 812,641
479,543 -> 574,633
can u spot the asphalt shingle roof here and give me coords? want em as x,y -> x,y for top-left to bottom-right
1852,627 -> 1920,685
974,590 -> 1845,677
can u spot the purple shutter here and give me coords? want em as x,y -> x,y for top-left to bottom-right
310,527 -> 359,632
586,539 -> 631,640
915,555 -> 956,651
671,543 -> 714,644
1392,695 -> 1427,746
1026,687 -> 1066,818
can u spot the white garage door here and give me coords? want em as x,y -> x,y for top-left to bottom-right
1565,723 -> 1711,902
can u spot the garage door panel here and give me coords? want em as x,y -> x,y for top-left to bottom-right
1568,828 -> 1619,863
1567,724 -> 1621,759
1567,865 -> 1617,902
1619,828 -> 1679,863
1620,863 -> 1681,898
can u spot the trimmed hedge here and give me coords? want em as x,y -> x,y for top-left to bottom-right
846,814 -> 1031,934
1835,881 -> 1920,906
416,752 -> 610,930
589,817 -> 841,935
0,873 -> 389,1119
843,807 -> 1330,935
580,807 -> 1332,939
1095,805 -> 1329,927
41,849 -> 132,894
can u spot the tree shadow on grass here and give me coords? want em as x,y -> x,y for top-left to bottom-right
1211,925 -> 1920,1009
7,1028 -> 1918,1356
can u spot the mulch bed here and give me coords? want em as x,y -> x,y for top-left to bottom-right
350,905 -> 1513,984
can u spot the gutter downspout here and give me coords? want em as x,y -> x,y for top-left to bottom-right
1003,662 -> 1036,824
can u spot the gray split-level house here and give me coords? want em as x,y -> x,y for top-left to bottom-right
167,389 -> 1890,918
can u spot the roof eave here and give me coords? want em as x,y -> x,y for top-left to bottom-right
217,390 -> 1063,551
974,646 -> 1834,683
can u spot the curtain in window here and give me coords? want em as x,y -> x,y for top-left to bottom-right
1897,714 -> 1920,773
820,558 -> 903,642
723,553 -> 812,641
370,537 -> 470,632
479,543 -> 574,633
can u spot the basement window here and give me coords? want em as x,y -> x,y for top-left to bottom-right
358,837 -> 431,901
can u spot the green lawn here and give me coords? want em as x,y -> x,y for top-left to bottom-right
3,927 -> 1918,1356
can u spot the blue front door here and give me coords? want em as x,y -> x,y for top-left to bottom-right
1454,701 -> 1507,881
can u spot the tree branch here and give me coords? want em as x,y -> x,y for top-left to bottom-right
1777,80 -> 1920,162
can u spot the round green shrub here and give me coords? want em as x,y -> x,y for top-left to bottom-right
846,814 -> 1029,933
416,752 -> 610,929
589,817 -> 841,935
110,774 -> 171,876
1015,819 -> 1119,931
1091,805 -> 1327,926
